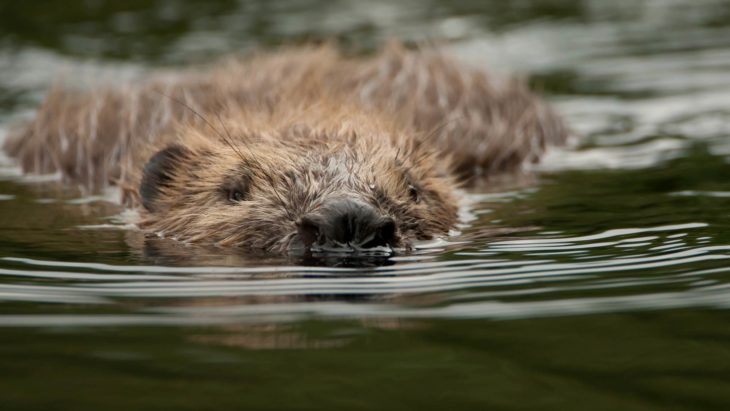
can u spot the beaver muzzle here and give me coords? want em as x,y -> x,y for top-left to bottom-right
296,199 -> 396,252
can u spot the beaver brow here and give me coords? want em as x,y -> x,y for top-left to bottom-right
155,91 -> 295,221
213,113 -> 294,221
154,90 -> 228,143
211,111 -> 293,221
155,90 -> 254,164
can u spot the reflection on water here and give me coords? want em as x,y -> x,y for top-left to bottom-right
1,217 -> 728,326
2,0 -> 730,409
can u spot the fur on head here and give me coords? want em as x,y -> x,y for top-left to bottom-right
137,107 -> 460,254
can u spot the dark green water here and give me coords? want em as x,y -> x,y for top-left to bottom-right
2,1 -> 730,410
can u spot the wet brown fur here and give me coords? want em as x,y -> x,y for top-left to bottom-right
3,43 -> 569,254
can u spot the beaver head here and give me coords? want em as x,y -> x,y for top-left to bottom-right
137,113 -> 460,255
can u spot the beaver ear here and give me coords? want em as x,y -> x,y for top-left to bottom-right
140,144 -> 190,212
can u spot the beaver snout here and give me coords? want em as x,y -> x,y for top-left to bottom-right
297,199 -> 396,250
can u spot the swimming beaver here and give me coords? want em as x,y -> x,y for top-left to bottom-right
4,43 -> 569,255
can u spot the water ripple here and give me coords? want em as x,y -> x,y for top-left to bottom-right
1,221 -> 728,325
2,282 -> 730,327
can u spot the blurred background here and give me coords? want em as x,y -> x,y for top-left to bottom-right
1,1 -> 730,410
3,0 -> 730,159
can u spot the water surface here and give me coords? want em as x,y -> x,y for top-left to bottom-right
2,1 -> 730,410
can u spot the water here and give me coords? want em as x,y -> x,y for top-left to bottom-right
2,1 -> 730,409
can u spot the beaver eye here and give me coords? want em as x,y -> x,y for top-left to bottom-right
228,190 -> 245,202
222,175 -> 250,203
408,184 -> 420,203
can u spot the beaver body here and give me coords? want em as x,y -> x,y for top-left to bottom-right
4,44 -> 568,254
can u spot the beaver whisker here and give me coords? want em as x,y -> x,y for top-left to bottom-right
153,90 -> 227,142
422,113 -> 465,147
214,111 -> 249,164
160,91 -> 294,223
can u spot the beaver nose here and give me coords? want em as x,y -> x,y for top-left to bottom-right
297,199 -> 396,248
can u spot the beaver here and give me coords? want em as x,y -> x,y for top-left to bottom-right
3,43 -> 569,255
